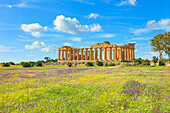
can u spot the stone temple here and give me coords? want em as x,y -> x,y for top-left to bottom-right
58,41 -> 135,62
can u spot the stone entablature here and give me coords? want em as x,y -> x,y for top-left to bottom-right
58,41 -> 135,62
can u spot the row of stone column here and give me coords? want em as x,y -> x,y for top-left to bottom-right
58,47 -> 135,61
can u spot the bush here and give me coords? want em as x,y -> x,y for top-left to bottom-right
85,62 -> 94,66
67,62 -> 72,67
2,63 -> 10,67
96,61 -> 103,66
142,59 -> 150,66
9,62 -> 15,65
108,63 -> 115,66
23,62 -> 31,67
29,61 -> 35,67
15,63 -> 20,65
20,62 -> 25,65
159,62 -> 165,66
35,61 -> 42,67
104,63 -> 108,66
159,59 -> 168,63
152,56 -> 158,63
125,63 -> 132,66
132,58 -> 143,65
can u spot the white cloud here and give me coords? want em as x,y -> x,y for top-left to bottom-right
85,41 -> 95,44
25,41 -> 46,49
132,18 -> 170,35
87,13 -> 100,19
117,0 -> 137,6
63,42 -> 72,46
41,46 -> 55,53
52,44 -> 59,47
0,45 -> 24,52
53,15 -> 103,34
125,37 -> 151,41
100,33 -> 115,38
102,0 -> 112,4
0,45 -> 13,52
26,54 -> 35,57
25,41 -> 55,53
90,24 -> 103,32
21,23 -> 47,38
7,5 -> 12,8
70,37 -> 82,42
140,51 -> 168,60
73,0 -> 95,5
17,35 -> 28,39
3,3 -> 35,8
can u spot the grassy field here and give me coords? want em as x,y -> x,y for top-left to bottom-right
0,66 -> 170,113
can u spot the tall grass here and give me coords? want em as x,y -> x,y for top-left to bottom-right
0,66 -> 169,112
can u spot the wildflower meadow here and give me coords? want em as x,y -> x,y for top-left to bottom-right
0,66 -> 170,112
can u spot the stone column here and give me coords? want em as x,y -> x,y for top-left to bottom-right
62,50 -> 64,61
90,48 -> 93,60
95,48 -> 98,60
77,49 -> 80,60
122,48 -> 124,61
58,50 -> 61,61
119,47 -> 122,61
65,50 -> 67,61
124,48 -> 127,61
113,47 -> 117,61
109,47 -> 112,61
126,48 -> 129,61
132,49 -> 135,59
81,48 -> 84,60
129,49 -> 131,61
104,47 -> 107,61
85,48 -> 88,60
100,47 -> 102,61
128,48 -> 130,61
73,49 -> 76,60
69,49 -> 72,61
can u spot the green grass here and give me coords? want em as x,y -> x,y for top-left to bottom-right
0,66 -> 169,112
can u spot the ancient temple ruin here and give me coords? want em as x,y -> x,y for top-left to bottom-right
58,41 -> 135,62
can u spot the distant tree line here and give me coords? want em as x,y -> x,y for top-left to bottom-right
0,57 -> 58,67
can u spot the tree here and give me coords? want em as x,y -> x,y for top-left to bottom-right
163,32 -> 170,58
150,34 -> 164,59
152,56 -> 158,63
44,57 -> 50,62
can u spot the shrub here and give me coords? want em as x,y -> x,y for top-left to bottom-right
85,62 -> 94,66
152,56 -> 158,63
2,63 -> 10,67
159,59 -> 168,63
142,59 -> 150,66
108,63 -> 115,66
35,61 -> 42,67
125,63 -> 132,66
15,63 -> 20,65
96,61 -> 103,66
67,62 -> 72,67
20,62 -> 25,65
104,63 -> 108,66
142,61 -> 146,66
29,61 -> 35,67
159,62 -> 165,66
9,62 -> 15,65
23,62 -> 31,67
132,58 -> 143,65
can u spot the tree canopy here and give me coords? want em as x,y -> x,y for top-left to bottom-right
150,32 -> 170,59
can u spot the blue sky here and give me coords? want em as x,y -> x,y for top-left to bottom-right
0,0 -> 169,62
